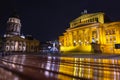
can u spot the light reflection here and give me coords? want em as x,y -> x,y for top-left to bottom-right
59,57 -> 120,80
11,63 -> 16,68
48,56 -> 52,60
37,56 -> 60,79
45,63 -> 50,70
14,77 -> 19,80
45,71 -> 49,77
0,67 -> 23,80
2,54 -> 120,80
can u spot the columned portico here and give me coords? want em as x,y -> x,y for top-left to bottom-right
59,12 -> 120,54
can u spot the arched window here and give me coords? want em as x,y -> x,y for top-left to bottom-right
6,41 -> 10,45
11,41 -> 14,46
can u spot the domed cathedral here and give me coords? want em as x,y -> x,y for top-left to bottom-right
3,12 -> 40,52
5,12 -> 21,37
59,10 -> 120,54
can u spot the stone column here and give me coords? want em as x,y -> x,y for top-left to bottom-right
71,31 -> 73,46
69,32 -> 73,46
96,27 -> 100,44
89,28 -> 92,43
101,25 -> 106,44
82,30 -> 85,45
116,24 -> 120,43
76,30 -> 79,45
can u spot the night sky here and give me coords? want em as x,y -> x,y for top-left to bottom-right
0,0 -> 120,42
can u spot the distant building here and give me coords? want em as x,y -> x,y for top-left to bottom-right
25,35 -> 39,52
39,42 -> 52,53
59,11 -> 120,54
3,12 -> 40,52
40,40 -> 60,53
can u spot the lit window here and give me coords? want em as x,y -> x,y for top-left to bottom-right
106,38 -> 108,43
112,29 -> 115,34
110,36 -> 112,43
90,19 -> 92,22
105,30 -> 109,35
113,36 -> 116,43
95,18 -> 98,22
109,30 -> 112,35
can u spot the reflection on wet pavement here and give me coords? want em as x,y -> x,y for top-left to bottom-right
60,57 -> 120,80
0,65 -> 25,80
1,54 -> 120,80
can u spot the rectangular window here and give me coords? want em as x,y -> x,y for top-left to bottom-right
95,18 -> 98,22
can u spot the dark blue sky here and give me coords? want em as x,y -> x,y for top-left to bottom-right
0,0 -> 120,41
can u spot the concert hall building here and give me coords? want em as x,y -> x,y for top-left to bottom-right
59,11 -> 120,54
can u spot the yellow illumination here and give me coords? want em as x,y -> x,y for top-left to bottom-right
59,12 -> 120,54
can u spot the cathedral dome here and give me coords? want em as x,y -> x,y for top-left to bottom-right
10,11 -> 20,19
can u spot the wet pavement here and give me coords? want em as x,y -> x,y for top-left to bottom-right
0,53 -> 120,80
0,66 -> 25,80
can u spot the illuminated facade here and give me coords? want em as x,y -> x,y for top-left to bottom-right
3,13 -> 40,52
59,12 -> 120,54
